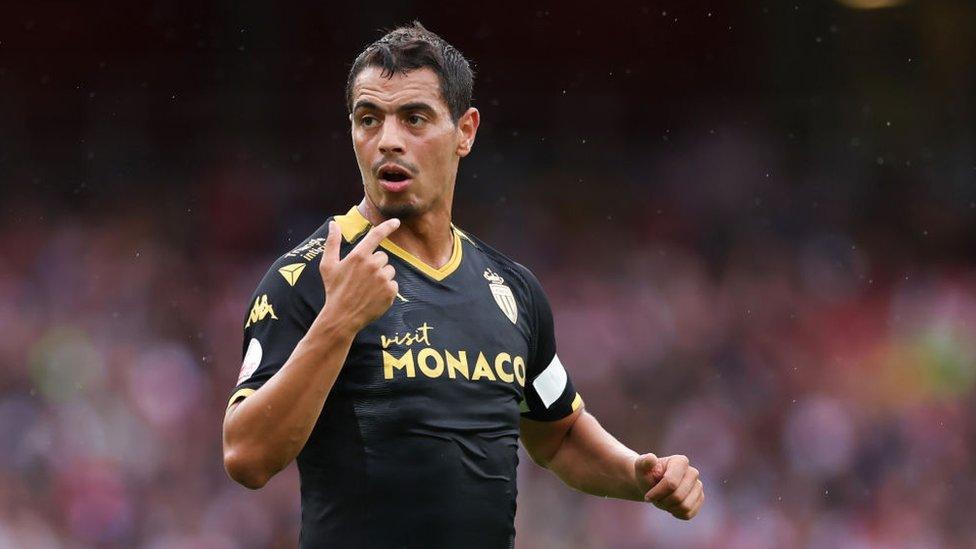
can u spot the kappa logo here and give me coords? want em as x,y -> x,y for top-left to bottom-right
245,294 -> 278,328
484,268 -> 518,324
278,263 -> 306,286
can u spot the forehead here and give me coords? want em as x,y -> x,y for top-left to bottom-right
351,66 -> 447,111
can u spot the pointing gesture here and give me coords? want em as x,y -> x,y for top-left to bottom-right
319,218 -> 401,332
352,217 -> 402,256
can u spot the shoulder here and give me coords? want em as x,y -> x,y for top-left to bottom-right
455,228 -> 548,304
249,217 -> 333,307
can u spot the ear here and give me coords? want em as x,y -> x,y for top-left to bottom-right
455,107 -> 480,158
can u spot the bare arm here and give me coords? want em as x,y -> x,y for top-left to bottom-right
521,408 -> 704,519
222,218 -> 401,489
522,408 -> 642,500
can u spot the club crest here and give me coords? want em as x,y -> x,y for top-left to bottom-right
484,268 -> 518,324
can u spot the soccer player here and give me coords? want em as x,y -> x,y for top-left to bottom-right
222,22 -> 704,548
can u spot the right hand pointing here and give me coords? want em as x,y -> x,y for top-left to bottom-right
319,218 -> 401,332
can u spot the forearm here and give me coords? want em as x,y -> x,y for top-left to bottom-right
546,411 -> 643,501
222,308 -> 355,487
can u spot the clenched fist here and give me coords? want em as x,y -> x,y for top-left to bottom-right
318,218 -> 401,332
635,453 -> 704,520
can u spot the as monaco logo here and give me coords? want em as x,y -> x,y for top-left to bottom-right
484,268 -> 518,324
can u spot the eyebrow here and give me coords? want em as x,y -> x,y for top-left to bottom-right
352,100 -> 437,116
352,100 -> 380,112
398,102 -> 436,116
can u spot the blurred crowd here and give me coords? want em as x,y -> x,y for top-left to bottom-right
2,1 -> 975,547
2,120 -> 974,548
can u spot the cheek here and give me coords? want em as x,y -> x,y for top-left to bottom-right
420,135 -> 455,168
352,136 -> 372,165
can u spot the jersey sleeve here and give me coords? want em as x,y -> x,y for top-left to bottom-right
518,266 -> 583,421
227,256 -> 322,409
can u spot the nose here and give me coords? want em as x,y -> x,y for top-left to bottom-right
378,118 -> 405,155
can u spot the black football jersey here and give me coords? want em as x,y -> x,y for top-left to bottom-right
228,206 -> 582,549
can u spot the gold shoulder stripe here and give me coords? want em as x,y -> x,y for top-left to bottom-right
227,388 -> 256,410
571,392 -> 584,412
334,205 -> 464,281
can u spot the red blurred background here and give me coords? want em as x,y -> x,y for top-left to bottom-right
1,1 -> 974,547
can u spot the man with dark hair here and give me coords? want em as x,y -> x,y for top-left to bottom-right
222,22 -> 703,548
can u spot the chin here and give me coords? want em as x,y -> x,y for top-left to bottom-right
366,183 -> 427,220
378,202 -> 423,220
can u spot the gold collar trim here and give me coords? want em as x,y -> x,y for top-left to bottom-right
333,206 -> 463,282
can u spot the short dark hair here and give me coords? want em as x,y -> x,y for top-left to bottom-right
346,22 -> 474,123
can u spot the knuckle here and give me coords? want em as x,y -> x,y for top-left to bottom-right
662,478 -> 678,492
689,467 -> 699,478
676,455 -> 689,465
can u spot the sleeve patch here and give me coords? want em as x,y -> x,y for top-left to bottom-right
237,338 -> 263,384
533,354 -> 568,408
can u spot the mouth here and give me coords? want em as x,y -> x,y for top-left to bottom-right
377,164 -> 414,193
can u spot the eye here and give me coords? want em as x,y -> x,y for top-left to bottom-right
360,115 -> 379,128
407,114 -> 426,127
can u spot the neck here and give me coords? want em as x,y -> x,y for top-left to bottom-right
358,198 -> 454,269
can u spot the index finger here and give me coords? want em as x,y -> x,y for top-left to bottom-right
353,218 -> 401,254
322,220 -> 341,265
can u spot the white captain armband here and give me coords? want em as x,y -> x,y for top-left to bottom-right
532,354 -> 568,408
